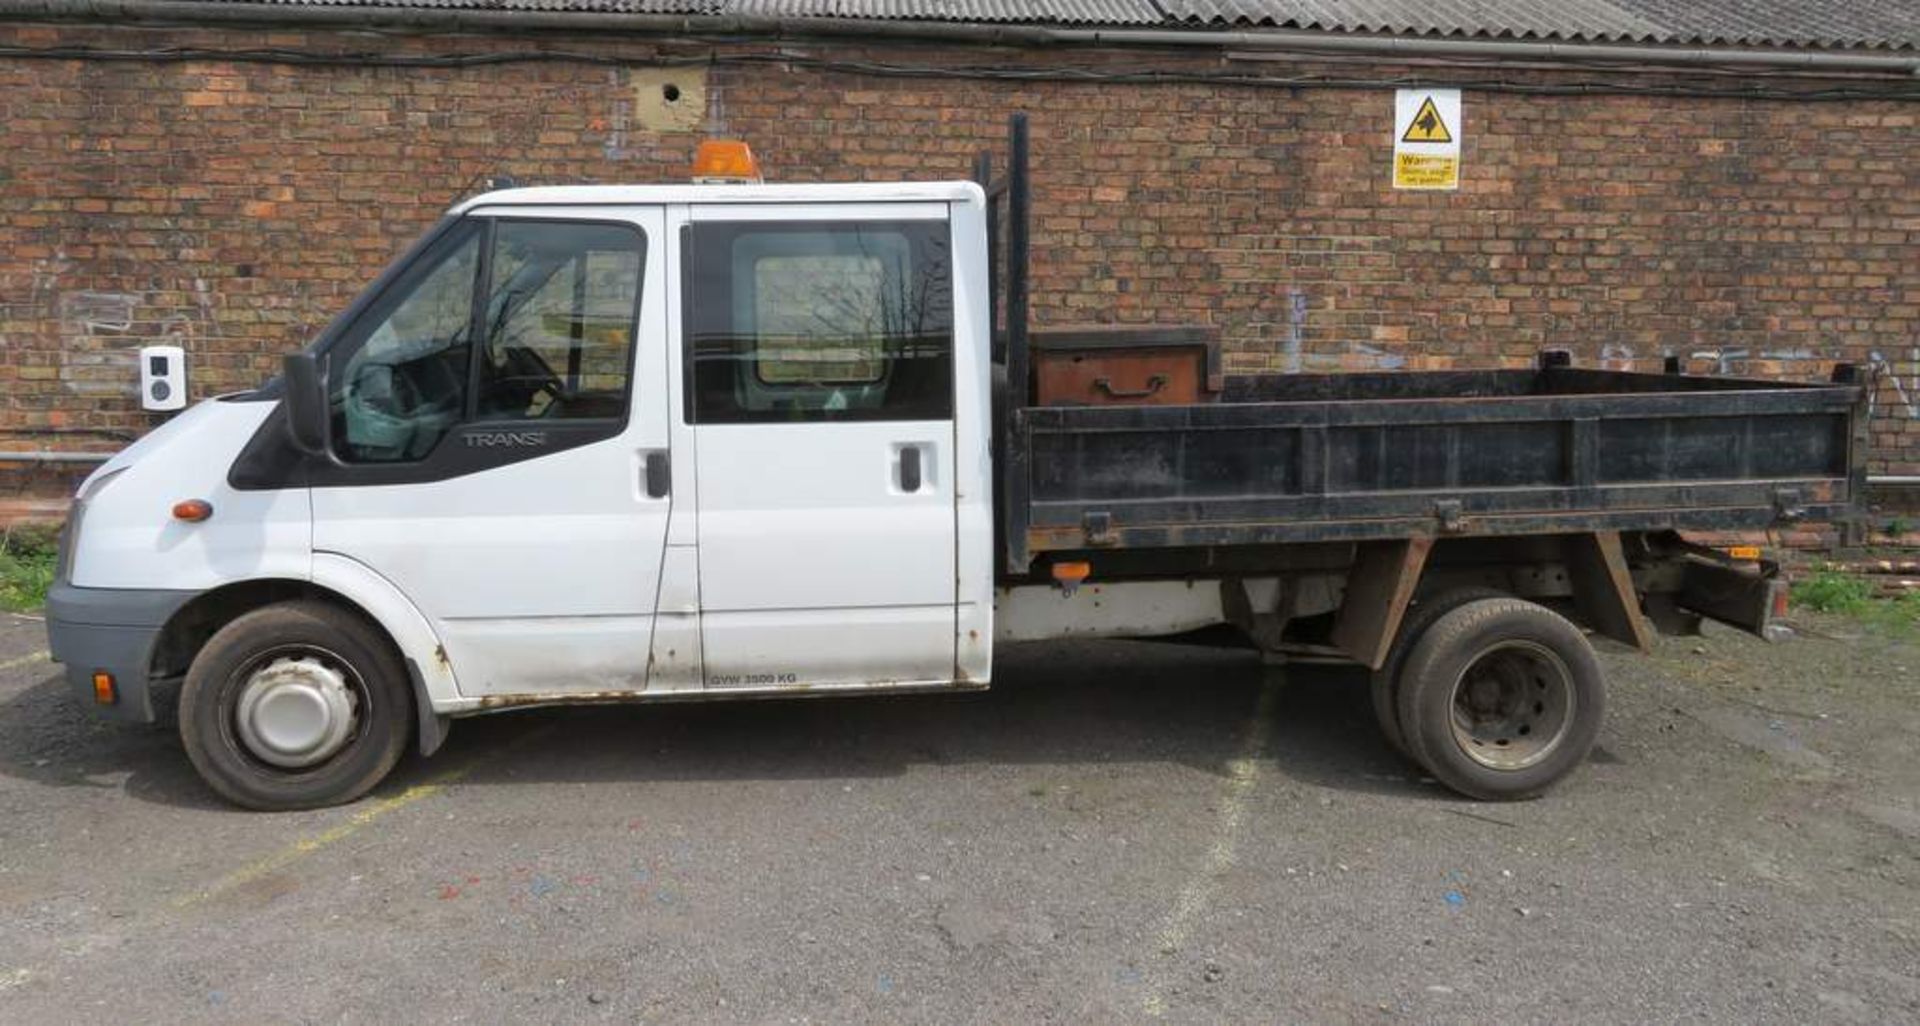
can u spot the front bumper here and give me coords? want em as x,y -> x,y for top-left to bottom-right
44,581 -> 196,723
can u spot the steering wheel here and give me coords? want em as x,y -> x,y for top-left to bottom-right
490,344 -> 566,414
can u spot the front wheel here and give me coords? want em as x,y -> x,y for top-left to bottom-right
179,601 -> 413,811
1395,597 -> 1606,801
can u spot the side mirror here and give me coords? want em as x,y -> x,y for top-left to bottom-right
282,353 -> 330,457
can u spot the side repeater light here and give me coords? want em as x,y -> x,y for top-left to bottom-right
1051,560 -> 1092,595
171,498 -> 214,522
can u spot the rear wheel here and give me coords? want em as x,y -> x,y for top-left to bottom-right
179,601 -> 412,811
1395,597 -> 1605,801
1370,586 -> 1509,760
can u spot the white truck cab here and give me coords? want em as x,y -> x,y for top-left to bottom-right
48,178 -> 998,808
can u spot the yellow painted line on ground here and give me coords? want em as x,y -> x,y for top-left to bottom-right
0,650 -> 50,672
170,775 -> 461,910
1142,678 -> 1281,1018
172,725 -> 551,910
8,781 -> 462,994
0,726 -> 552,998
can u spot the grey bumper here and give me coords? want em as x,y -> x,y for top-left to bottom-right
44,581 -> 196,723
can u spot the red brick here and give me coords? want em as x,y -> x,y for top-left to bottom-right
0,19 -> 1915,502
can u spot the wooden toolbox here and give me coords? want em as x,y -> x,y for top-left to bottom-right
1029,326 -> 1223,406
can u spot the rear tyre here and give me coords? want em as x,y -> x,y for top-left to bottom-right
179,601 -> 413,811
1395,597 -> 1605,801
1370,586 -> 1509,761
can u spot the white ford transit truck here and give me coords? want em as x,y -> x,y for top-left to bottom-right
46,118 -> 1865,809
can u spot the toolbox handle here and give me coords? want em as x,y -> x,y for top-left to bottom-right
1093,374 -> 1168,400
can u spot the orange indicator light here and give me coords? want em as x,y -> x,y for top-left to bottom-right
691,140 -> 764,184
1051,560 -> 1092,587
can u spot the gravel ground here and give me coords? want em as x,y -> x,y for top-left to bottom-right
0,608 -> 1915,1024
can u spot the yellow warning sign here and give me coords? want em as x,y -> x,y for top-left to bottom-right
1395,153 -> 1458,189
1400,96 -> 1453,144
1392,89 -> 1462,191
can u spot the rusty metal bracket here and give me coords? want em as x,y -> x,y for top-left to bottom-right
1772,487 -> 1806,522
1082,510 -> 1117,546
1221,577 -> 1292,651
1330,537 -> 1434,670
1564,531 -> 1653,652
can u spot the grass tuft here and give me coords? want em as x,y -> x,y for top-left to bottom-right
1790,569 -> 1874,615
0,523 -> 60,613
1792,568 -> 1920,636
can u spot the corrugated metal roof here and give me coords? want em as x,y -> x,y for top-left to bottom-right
1159,0 -> 1920,49
1158,1 -> 1672,43
728,0 -> 1163,24
213,0 -> 1920,49
236,0 -> 1160,22
282,0 -> 1160,20
1610,0 -> 1920,50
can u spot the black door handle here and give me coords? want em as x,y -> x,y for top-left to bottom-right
1093,374 -> 1168,399
644,451 -> 670,499
899,446 -> 922,493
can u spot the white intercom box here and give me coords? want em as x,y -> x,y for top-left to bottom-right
139,344 -> 187,412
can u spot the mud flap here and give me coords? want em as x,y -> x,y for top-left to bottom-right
1678,558 -> 1787,641
406,658 -> 451,757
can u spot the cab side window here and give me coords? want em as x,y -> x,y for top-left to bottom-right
684,221 -> 953,424
334,223 -> 481,463
475,221 -> 643,423
330,218 -> 646,464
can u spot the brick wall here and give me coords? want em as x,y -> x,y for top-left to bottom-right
2,20 -> 1917,506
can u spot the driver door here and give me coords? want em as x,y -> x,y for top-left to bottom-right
311,206 -> 673,698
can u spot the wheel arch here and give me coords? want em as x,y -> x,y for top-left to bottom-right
152,578 -> 366,683
150,556 -> 461,746
1392,531 -> 1651,651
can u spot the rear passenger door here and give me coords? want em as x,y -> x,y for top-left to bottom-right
679,204 -> 958,688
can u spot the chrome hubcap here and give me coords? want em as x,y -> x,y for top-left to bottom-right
1447,640 -> 1575,771
234,655 -> 359,769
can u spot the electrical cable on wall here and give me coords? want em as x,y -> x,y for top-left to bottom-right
0,44 -> 1916,102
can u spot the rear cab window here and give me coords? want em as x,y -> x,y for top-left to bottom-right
682,220 -> 953,424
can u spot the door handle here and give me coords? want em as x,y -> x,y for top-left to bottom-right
898,445 -> 922,493
643,450 -> 671,499
1094,374 -> 1168,400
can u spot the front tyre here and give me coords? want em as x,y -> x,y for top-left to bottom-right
180,601 -> 413,811
1395,597 -> 1606,801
